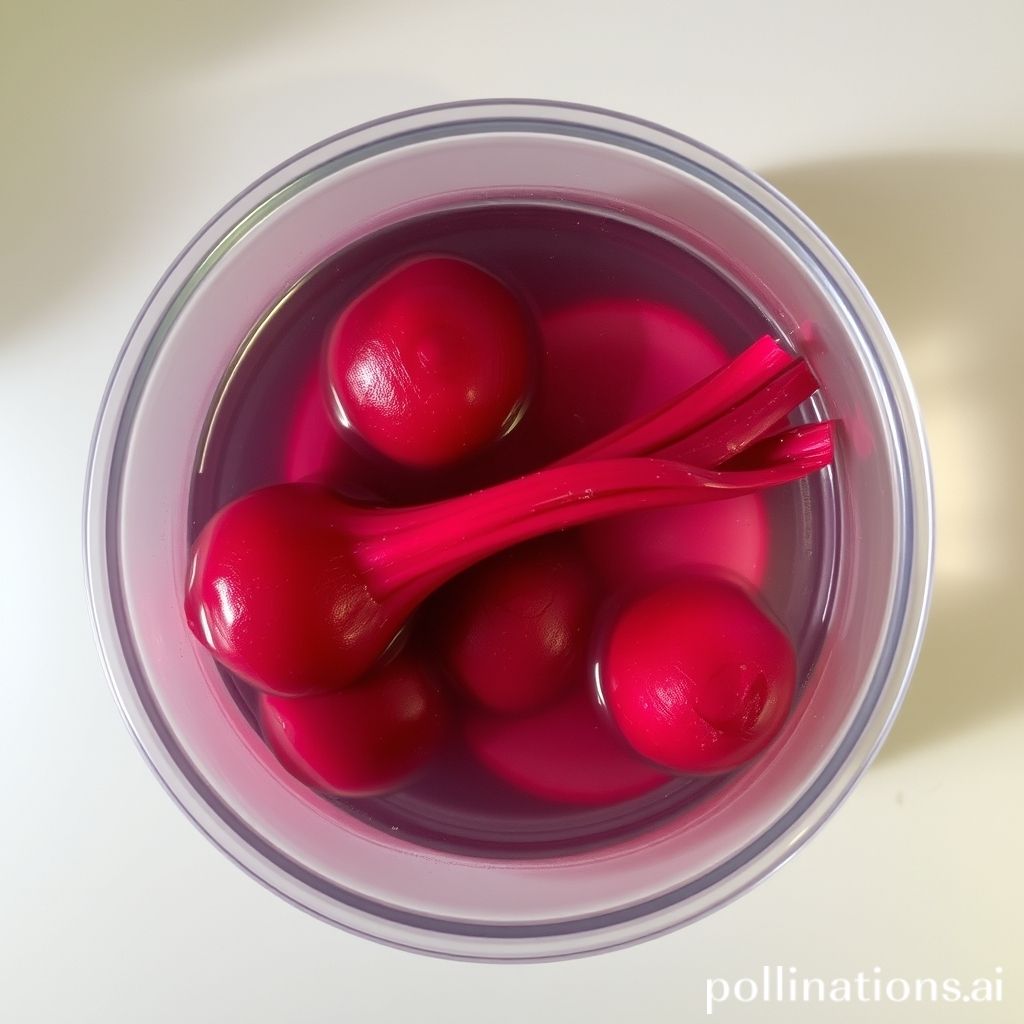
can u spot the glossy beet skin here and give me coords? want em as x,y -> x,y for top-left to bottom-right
432,334 -> 823,717
601,577 -> 797,774
185,435 -> 831,697
325,256 -> 533,469
185,485 -> 393,698
437,536 -> 595,715
259,653 -> 449,797
465,686 -> 669,806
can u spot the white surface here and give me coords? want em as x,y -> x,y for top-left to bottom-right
2,1 -> 1022,1021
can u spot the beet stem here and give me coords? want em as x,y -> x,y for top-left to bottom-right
562,334 -> 794,465
364,437 -> 833,595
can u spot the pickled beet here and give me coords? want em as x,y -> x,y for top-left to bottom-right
436,536 -> 594,715
187,444 -> 829,696
190,206 -> 839,842
534,298 -> 730,454
259,653 -> 449,796
325,256 -> 533,469
465,687 -> 670,806
600,577 -> 797,774
432,325 -> 821,716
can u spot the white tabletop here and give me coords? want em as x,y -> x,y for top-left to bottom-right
3,2 -> 1022,1021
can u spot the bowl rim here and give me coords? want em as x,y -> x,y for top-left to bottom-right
83,97 -> 935,961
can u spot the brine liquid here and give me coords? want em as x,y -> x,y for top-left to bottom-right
191,202 -> 836,859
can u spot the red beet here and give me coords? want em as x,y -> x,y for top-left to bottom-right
325,255 -> 533,469
434,333 -> 820,715
574,360 -> 827,591
568,349 -> 818,468
721,420 -> 837,471
300,306 -> 811,490
259,653 -> 449,796
186,439 -> 830,696
465,686 -> 669,806
535,298 -> 813,464
534,298 -> 732,454
600,577 -> 797,774
581,499 -> 770,592
437,536 -> 594,715
283,362 -> 357,485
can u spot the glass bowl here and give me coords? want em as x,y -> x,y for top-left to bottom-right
84,100 -> 933,961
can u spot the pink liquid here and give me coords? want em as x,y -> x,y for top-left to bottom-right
191,203 -> 836,857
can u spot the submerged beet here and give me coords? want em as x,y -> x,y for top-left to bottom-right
432,331 -> 822,715
325,256 -> 533,469
187,444 -> 829,696
437,535 -> 595,715
259,653 -> 450,796
600,577 -> 797,774
191,218 -> 837,820
465,687 -> 670,806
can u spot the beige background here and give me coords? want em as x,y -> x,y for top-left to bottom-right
2,1 -> 1021,1020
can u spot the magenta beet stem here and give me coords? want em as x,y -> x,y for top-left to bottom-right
667,360 -> 819,467
723,420 -> 836,470
353,432 -> 834,595
563,334 -> 809,467
185,424 -> 834,695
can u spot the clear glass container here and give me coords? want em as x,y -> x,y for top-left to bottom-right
84,100 -> 933,960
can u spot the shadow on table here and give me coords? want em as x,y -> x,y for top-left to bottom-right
764,152 -> 1024,761
0,0 -> 390,339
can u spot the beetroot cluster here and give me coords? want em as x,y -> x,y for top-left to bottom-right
186,256 -> 834,804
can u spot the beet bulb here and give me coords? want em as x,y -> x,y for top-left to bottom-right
465,686 -> 669,806
258,652 -> 449,797
325,255 -> 533,469
600,576 -> 797,774
437,535 -> 595,715
186,437 -> 831,696
434,338 -> 826,716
